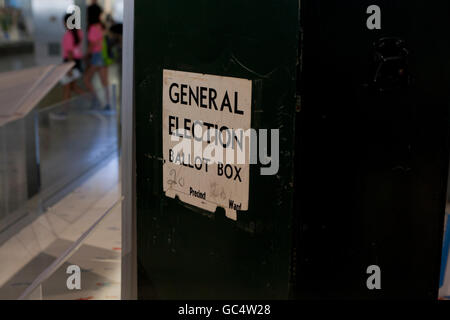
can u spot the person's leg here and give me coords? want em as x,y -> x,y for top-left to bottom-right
83,65 -> 97,94
84,65 -> 101,108
72,82 -> 85,95
63,83 -> 72,100
65,81 -> 78,112
72,64 -> 85,95
99,66 -> 111,108
50,82 -> 71,120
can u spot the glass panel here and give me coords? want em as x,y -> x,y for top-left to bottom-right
0,115 -> 29,232
0,86 -> 121,300
37,88 -> 119,206
41,194 -> 122,301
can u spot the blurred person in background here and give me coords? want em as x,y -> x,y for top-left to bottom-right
84,2 -> 111,111
50,13 -> 86,121
87,0 -> 103,22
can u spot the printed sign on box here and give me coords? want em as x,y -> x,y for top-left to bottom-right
162,70 -> 252,220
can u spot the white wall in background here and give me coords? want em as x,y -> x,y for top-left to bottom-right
112,0 -> 123,23
31,0 -> 73,66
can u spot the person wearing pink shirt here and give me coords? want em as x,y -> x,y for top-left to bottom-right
84,5 -> 111,110
51,14 -> 86,121
62,13 -> 85,96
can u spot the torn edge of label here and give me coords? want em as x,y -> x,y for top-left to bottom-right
165,189 -> 238,221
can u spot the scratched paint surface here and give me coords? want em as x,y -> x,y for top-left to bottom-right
135,0 -> 299,299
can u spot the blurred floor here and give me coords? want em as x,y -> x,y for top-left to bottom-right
39,97 -> 119,200
42,156 -> 121,300
0,156 -> 121,300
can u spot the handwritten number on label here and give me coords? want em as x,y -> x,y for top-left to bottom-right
168,169 -> 185,187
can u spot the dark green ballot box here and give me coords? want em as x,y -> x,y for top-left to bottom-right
134,0 -> 450,299
134,0 -> 299,299
295,0 -> 450,299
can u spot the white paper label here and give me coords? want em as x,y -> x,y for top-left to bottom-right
162,70 -> 252,220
